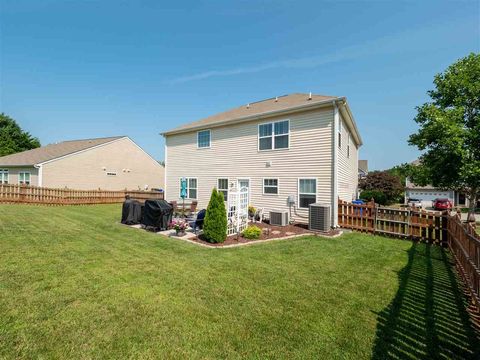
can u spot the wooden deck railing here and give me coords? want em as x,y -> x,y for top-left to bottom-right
0,184 -> 163,205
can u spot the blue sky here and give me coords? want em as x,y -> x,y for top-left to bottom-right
1,0 -> 478,170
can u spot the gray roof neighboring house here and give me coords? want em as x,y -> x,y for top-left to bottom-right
0,136 -> 125,166
161,93 -> 362,145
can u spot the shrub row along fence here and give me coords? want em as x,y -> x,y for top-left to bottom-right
0,184 -> 164,205
338,199 -> 480,316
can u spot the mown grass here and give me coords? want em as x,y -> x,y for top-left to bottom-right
0,204 -> 478,359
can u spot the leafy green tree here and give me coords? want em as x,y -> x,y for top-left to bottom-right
0,113 -> 40,156
203,188 -> 227,243
408,53 -> 480,220
359,170 -> 404,205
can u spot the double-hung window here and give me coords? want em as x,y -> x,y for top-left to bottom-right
218,178 -> 228,201
197,130 -> 211,148
180,178 -> 198,199
347,133 -> 351,158
0,169 -> 8,184
298,178 -> 316,209
338,119 -> 343,149
19,172 -> 30,185
263,178 -> 278,195
258,120 -> 289,150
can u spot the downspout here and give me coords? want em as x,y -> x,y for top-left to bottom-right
34,164 -> 43,187
163,136 -> 167,199
332,101 -> 339,227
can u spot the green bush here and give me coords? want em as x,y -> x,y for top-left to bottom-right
360,190 -> 387,205
203,188 -> 227,243
242,225 -> 262,239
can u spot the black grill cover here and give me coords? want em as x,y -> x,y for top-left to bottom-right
142,199 -> 173,231
121,199 -> 144,225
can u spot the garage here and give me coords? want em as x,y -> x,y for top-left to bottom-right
406,189 -> 454,207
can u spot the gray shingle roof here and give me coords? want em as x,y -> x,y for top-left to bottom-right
0,136 -> 125,166
163,93 -> 338,135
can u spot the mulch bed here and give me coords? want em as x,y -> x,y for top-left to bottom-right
191,221 -> 341,247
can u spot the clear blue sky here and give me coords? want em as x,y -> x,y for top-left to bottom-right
1,1 -> 478,170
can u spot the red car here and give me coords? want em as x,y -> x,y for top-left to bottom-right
433,198 -> 453,211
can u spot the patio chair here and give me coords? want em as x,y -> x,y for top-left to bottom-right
184,201 -> 198,217
189,209 -> 206,234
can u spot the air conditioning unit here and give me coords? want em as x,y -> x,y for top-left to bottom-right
309,203 -> 331,232
269,210 -> 289,226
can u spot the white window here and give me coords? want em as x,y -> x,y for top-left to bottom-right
298,178 -> 317,209
180,177 -> 198,199
0,169 -> 8,184
18,172 -> 30,185
263,178 -> 278,195
197,130 -> 211,148
338,119 -> 342,149
347,133 -> 351,158
218,178 -> 228,201
258,120 -> 289,151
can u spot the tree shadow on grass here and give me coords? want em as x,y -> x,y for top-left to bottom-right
372,242 -> 480,359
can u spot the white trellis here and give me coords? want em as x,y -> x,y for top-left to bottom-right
227,185 -> 249,236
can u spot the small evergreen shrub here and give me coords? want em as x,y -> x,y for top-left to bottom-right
242,225 -> 262,240
203,188 -> 227,243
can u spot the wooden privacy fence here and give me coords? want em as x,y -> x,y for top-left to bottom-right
447,212 -> 480,313
0,184 -> 164,205
338,199 -> 448,243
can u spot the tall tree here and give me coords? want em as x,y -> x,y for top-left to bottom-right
408,53 -> 480,220
0,113 -> 41,156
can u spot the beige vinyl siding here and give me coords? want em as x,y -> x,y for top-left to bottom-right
337,113 -> 359,201
165,107 -> 334,222
41,137 -> 164,190
2,167 -> 38,186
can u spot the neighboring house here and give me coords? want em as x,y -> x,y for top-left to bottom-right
162,93 -> 362,226
358,160 -> 368,179
405,159 -> 473,207
0,136 -> 164,191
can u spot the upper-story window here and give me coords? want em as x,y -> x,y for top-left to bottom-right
258,120 -> 289,151
338,119 -> 343,149
197,130 -> 211,148
347,133 -> 351,158
0,169 -> 8,184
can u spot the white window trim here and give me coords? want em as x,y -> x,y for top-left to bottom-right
0,169 -> 9,184
197,129 -> 211,149
297,177 -> 317,209
262,178 -> 279,195
217,177 -> 229,201
179,177 -> 198,200
18,171 -> 31,185
258,119 -> 290,152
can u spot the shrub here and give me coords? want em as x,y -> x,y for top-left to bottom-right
242,225 -> 262,239
360,190 -> 387,205
203,188 -> 227,243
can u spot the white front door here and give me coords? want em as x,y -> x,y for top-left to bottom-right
238,179 -> 250,202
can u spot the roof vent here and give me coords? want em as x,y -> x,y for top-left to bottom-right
275,96 -> 278,102
246,103 -> 250,109
308,92 -> 312,100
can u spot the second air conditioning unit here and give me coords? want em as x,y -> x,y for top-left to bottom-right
269,210 -> 289,226
309,203 -> 331,232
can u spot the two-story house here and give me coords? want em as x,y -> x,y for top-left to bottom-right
162,93 -> 362,226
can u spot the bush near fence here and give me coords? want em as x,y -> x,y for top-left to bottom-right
0,184 -> 163,205
338,199 -> 480,321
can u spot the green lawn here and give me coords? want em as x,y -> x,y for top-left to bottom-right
0,204 -> 478,359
